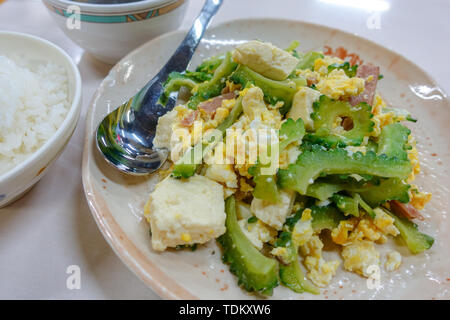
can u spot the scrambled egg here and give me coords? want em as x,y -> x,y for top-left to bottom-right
316,69 -> 365,100
251,190 -> 295,230
204,163 -> 238,188
270,246 -> 290,264
223,187 -> 236,198
300,235 -> 340,287
238,219 -> 277,250
371,111 -> 395,138
292,209 -> 314,246
370,94 -> 395,137
313,56 -> 345,76
409,185 -> 432,210
331,208 -> 400,277
223,80 -> 241,94
287,209 -> 341,287
227,87 -> 282,177
296,68 -> 321,85
239,177 -> 254,193
373,208 -> 400,236
279,144 -> 302,169
407,135 -> 420,182
331,218 -> 358,245
331,209 -> 399,246
372,93 -> 387,115
341,240 -> 380,277
168,96 -> 238,162
385,251 -> 402,272
202,98 -> 236,131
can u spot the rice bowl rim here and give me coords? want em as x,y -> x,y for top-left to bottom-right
0,31 -> 82,183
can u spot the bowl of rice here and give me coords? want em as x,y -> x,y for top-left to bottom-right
0,31 -> 82,208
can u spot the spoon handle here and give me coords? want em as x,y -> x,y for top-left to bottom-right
155,0 -> 223,76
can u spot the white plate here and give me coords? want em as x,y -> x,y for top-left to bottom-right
82,18 -> 450,299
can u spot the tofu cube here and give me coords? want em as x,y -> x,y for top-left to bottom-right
146,175 -> 226,251
250,190 -> 295,230
152,109 -> 177,150
287,87 -> 322,130
232,40 -> 299,81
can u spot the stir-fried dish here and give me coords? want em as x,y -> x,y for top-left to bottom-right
144,40 -> 433,296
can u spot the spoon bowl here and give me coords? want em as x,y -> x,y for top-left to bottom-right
96,80 -> 174,175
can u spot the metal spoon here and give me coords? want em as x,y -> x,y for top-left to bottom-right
96,0 -> 223,175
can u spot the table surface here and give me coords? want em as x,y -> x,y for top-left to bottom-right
0,0 -> 448,299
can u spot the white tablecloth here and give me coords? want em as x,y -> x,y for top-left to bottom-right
0,0 -> 448,299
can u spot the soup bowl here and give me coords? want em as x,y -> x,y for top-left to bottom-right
42,0 -> 189,64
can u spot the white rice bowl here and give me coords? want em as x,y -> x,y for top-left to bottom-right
0,55 -> 70,176
0,31 -> 81,207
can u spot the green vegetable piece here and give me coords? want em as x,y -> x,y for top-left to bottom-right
217,196 -> 279,295
310,205 -> 345,232
383,107 -> 417,122
351,178 -> 411,207
296,51 -> 324,70
327,61 -> 358,77
305,181 -> 343,201
290,75 -> 308,88
279,118 -> 306,152
278,146 -> 412,194
377,123 -> 411,160
285,206 -> 345,233
185,70 -> 213,82
171,163 -> 199,179
172,96 -> 243,178
274,230 -> 292,247
175,244 -> 198,251
307,95 -> 374,147
306,177 -> 410,209
195,54 -> 224,74
251,174 -> 281,203
385,209 -> 434,254
365,139 -> 378,153
250,118 -> 305,203
276,232 -> 319,294
171,141 -> 205,179
331,194 -> 360,217
230,65 -> 298,114
247,216 -> 258,223
215,93 -> 244,133
187,52 -> 237,109
285,40 -> 300,53
158,72 -> 200,106
356,195 -> 375,218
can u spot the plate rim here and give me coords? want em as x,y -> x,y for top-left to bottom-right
81,17 -> 450,300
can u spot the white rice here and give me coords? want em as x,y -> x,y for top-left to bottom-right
0,55 -> 69,176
